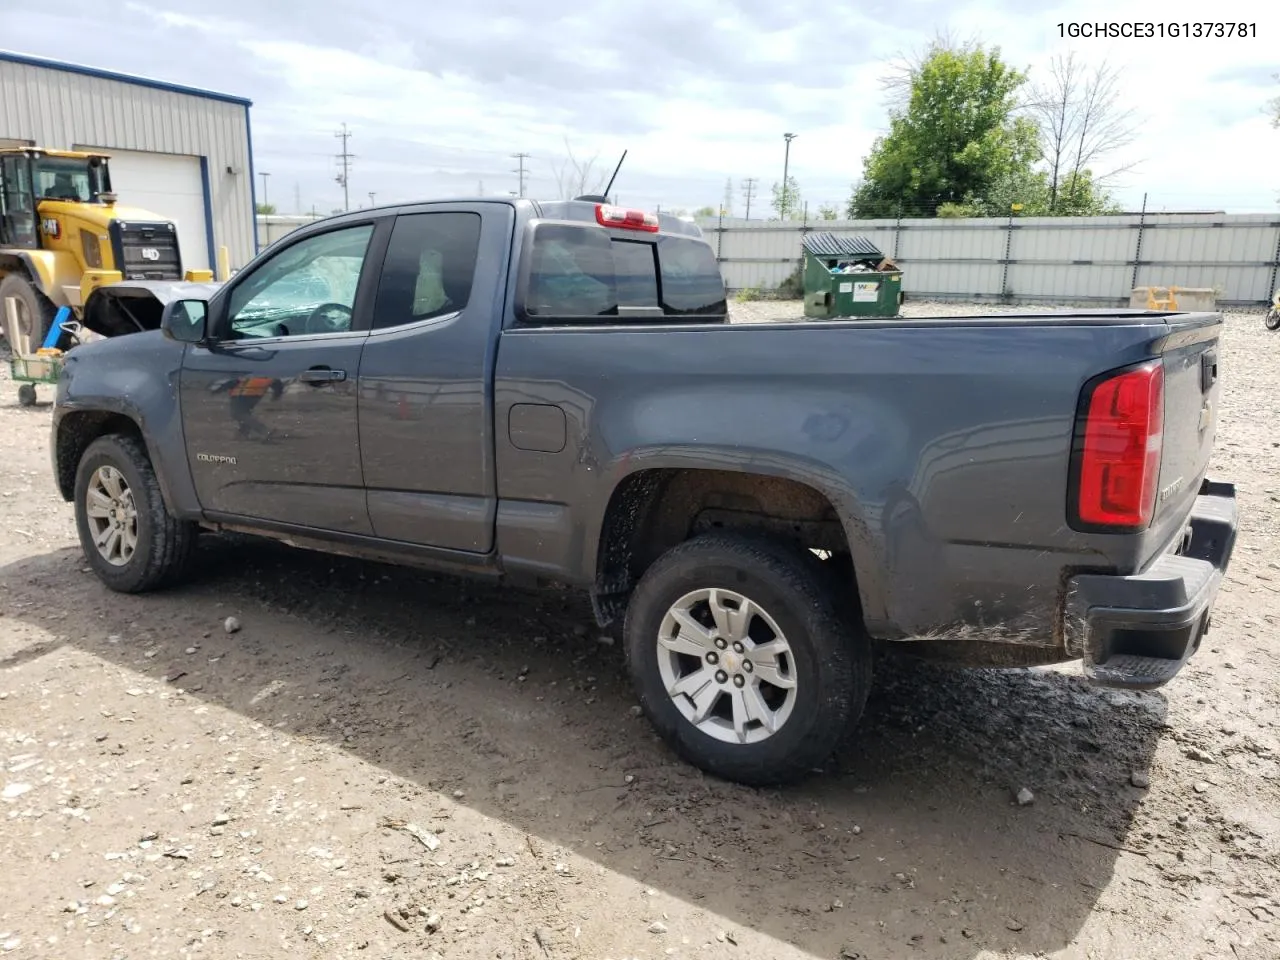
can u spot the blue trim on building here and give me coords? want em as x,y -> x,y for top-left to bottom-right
0,50 -> 252,107
245,103 -> 259,255
198,156 -> 216,273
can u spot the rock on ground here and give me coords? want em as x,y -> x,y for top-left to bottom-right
1,305 -> 1278,960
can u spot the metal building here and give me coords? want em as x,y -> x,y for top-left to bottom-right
0,50 -> 257,272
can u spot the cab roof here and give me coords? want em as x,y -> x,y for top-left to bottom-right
533,198 -> 704,239
0,147 -> 109,160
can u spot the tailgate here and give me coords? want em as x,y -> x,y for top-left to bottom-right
1151,312 -> 1223,537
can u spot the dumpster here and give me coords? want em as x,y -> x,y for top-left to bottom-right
801,232 -> 903,319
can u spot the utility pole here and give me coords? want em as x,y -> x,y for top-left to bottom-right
334,123 -> 354,212
511,152 -> 530,198
722,177 -> 734,217
741,178 -> 758,221
477,180 -> 485,196
368,191 -> 376,207
293,182 -> 301,215
781,132 -> 797,219
259,171 -> 270,212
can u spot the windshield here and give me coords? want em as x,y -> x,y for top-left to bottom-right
33,156 -> 108,203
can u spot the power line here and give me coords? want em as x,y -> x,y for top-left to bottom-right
511,152 -> 530,198
334,123 -> 355,212
741,178 -> 758,221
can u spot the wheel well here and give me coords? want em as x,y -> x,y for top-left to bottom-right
54,412 -> 146,501
593,468 -> 855,625
0,256 -> 40,291
0,254 -> 29,278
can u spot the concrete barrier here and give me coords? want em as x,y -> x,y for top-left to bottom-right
1130,287 -> 1218,312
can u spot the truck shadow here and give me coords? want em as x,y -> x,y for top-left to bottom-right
0,537 -> 1169,960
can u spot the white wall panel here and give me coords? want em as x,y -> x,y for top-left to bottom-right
0,55 -> 255,269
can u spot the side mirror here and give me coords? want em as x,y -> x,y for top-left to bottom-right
161,299 -> 209,343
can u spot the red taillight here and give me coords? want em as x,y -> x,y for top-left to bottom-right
1075,361 -> 1164,529
595,204 -> 659,232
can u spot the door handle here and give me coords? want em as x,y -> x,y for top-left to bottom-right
299,367 -> 346,385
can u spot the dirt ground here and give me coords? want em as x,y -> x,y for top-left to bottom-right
1,301 -> 1277,960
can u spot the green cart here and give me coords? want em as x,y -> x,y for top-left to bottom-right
9,351 -> 66,407
5,305 -> 83,407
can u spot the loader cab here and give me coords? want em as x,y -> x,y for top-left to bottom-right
0,148 -> 113,248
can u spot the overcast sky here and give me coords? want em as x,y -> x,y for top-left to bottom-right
5,0 -> 1278,215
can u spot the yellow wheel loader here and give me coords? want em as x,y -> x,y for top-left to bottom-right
0,147 -> 216,351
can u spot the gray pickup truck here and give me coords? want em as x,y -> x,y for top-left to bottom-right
49,197 -> 1238,786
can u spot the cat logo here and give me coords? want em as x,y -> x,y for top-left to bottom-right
41,218 -> 60,239
140,247 -> 161,261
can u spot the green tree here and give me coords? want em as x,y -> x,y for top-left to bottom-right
849,41 -> 1036,218
693,205 -> 718,218
771,176 -> 801,220
962,166 -> 1120,217
816,203 -> 840,220
255,202 -> 277,215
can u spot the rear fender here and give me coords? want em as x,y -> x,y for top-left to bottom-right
591,447 -> 889,630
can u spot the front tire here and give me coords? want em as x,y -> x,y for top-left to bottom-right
73,434 -> 198,593
1266,309 -> 1280,331
624,532 -> 872,786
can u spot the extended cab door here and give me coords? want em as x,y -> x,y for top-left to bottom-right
179,218 -> 388,534
357,203 -> 511,553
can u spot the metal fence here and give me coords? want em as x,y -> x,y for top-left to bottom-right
700,213 -> 1280,306
257,214 -> 327,248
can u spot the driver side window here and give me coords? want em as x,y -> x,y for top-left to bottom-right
226,224 -> 374,339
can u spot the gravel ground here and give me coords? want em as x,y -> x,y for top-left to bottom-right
1,301 -> 1278,960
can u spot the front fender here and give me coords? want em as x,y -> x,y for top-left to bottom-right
10,249 -> 82,307
54,331 -> 201,518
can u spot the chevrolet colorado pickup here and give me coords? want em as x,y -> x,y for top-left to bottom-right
49,197 -> 1238,786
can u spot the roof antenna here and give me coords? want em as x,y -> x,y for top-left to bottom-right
575,149 -> 628,205
602,149 -> 627,202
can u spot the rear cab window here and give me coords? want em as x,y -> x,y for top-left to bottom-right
516,217 -> 727,323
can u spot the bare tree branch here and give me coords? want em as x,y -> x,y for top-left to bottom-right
877,28 -> 982,113
551,137 -> 609,199
1028,54 -> 1141,211
1026,52 -> 1081,210
1070,60 -> 1139,185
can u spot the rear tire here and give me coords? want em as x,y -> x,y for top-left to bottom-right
1266,309 -> 1280,331
624,532 -> 872,786
0,273 -> 58,353
16,383 -> 37,407
73,434 -> 198,593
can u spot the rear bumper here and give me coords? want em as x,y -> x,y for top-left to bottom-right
1066,478 -> 1237,690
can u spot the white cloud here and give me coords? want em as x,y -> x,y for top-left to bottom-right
4,0 -> 1278,214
